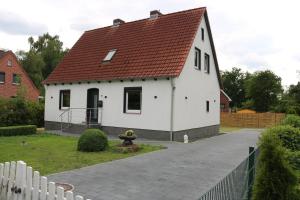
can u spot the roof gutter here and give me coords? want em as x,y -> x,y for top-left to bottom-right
169,77 -> 175,141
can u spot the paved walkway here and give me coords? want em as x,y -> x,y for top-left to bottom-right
48,129 -> 261,200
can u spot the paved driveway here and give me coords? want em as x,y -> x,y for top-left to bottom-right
48,129 -> 261,200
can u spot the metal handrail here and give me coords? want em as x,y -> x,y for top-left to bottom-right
59,107 -> 101,131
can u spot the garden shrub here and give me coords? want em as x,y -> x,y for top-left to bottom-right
77,129 -> 108,152
0,125 -> 37,136
285,150 -> 300,171
0,97 -> 44,127
281,114 -> 300,128
264,125 -> 300,151
252,132 -> 299,200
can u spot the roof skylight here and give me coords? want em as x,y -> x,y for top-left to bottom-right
103,49 -> 117,62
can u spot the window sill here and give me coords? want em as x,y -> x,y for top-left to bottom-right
60,107 -> 70,111
12,83 -> 20,85
125,110 -> 141,114
0,82 -> 4,84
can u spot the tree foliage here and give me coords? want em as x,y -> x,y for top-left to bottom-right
221,67 -> 250,108
245,70 -> 283,112
17,33 -> 68,95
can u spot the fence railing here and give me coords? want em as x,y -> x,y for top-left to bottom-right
198,147 -> 259,200
0,161 -> 90,200
221,112 -> 285,128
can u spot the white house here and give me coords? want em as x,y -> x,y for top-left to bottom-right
44,7 -> 222,141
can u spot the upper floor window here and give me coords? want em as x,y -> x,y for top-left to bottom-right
12,74 -> 20,84
103,49 -> 117,62
7,59 -> 12,67
59,90 -> 71,109
201,28 -> 204,41
194,47 -> 201,70
204,53 -> 210,73
0,72 -> 5,83
124,87 -> 142,114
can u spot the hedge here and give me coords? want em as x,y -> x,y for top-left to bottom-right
0,97 -> 44,127
0,125 -> 37,136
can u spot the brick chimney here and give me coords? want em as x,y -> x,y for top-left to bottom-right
150,10 -> 162,19
113,18 -> 125,26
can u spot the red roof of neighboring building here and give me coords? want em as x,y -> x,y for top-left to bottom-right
44,7 -> 221,86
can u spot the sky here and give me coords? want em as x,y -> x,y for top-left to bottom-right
0,0 -> 299,87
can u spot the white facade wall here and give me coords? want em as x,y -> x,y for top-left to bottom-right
44,80 -> 172,131
172,17 -> 220,131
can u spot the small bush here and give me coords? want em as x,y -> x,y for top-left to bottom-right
281,115 -> 300,128
252,132 -> 298,200
0,125 -> 37,136
77,129 -> 108,152
264,125 -> 300,151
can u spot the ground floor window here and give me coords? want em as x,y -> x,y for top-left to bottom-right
59,90 -> 70,109
206,100 -> 210,112
124,87 -> 142,114
0,72 -> 5,83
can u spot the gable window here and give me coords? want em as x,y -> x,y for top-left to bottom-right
0,72 -> 5,83
103,49 -> 117,62
204,53 -> 210,73
59,90 -> 71,109
194,47 -> 201,70
206,101 -> 210,112
12,74 -> 20,84
7,59 -> 12,67
201,28 -> 204,41
124,87 -> 142,114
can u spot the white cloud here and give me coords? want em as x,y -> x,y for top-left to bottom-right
0,0 -> 299,85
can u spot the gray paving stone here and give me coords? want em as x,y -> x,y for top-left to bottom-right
48,129 -> 261,200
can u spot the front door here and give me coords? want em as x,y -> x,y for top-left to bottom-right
87,88 -> 99,124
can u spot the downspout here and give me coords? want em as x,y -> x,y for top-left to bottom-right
170,77 -> 175,141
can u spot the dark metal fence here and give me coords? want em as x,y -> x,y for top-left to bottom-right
198,147 -> 259,200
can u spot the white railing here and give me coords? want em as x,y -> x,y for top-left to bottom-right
0,161 -> 91,200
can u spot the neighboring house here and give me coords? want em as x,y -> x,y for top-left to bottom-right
220,90 -> 232,112
0,49 -> 39,101
44,7 -> 222,141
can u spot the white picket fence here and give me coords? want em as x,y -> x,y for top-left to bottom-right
0,161 -> 91,200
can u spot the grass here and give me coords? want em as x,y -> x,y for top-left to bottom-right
220,126 -> 241,133
0,133 -> 162,175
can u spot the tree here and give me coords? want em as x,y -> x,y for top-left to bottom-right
28,33 -> 68,78
17,50 -> 45,92
245,70 -> 282,112
221,67 -> 249,108
17,33 -> 68,95
252,132 -> 298,200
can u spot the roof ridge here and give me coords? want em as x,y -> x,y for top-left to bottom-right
86,7 -> 206,33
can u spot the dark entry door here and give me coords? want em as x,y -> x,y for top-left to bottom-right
87,88 -> 99,124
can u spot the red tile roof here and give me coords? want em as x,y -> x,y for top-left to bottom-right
45,7 -> 221,85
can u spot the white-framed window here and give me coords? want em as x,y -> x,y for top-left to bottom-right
103,49 -> 117,62
124,87 -> 142,114
0,72 -> 5,83
7,59 -> 12,67
194,47 -> 201,70
12,74 -> 21,85
59,90 -> 71,109
204,53 -> 210,73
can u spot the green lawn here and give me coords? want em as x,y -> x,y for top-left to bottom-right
0,133 -> 162,175
220,126 -> 241,133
